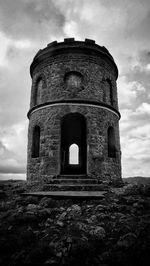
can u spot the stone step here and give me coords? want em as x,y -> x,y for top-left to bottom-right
56,175 -> 88,179
43,184 -> 109,191
47,179 -> 99,184
22,191 -> 107,199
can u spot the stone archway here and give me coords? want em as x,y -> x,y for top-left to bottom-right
61,113 -> 87,175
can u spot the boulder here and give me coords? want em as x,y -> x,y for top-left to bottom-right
39,197 -> 57,208
26,203 -> 40,212
89,226 -> 106,240
117,232 -> 137,249
66,204 -> 81,219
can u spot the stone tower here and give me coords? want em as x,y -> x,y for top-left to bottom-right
27,38 -> 122,184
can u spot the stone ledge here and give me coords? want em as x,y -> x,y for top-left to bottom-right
27,99 -> 121,119
22,191 -> 107,198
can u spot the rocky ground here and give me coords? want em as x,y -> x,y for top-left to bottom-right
0,180 -> 150,266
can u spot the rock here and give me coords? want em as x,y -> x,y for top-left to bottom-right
59,207 -> 65,212
44,258 -> 58,265
39,197 -> 57,208
17,206 -> 24,213
56,251 -> 63,258
58,211 -> 67,221
86,204 -> 94,208
89,226 -> 106,240
141,185 -> 150,196
20,213 -> 39,224
56,221 -> 64,227
117,232 -> 137,249
45,218 -> 53,226
8,225 -> 13,231
66,236 -> 72,244
123,196 -> 137,205
95,204 -> 108,212
26,203 -> 40,211
86,215 -> 98,223
111,184 -> 139,196
66,204 -> 81,219
76,222 -> 88,232
0,201 -> 9,212
25,196 -> 39,204
0,190 -> 6,199
0,179 -> 150,266
37,208 -> 51,219
97,213 -> 109,220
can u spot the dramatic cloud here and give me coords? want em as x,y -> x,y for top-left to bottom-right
0,0 -> 150,179
0,0 -> 65,41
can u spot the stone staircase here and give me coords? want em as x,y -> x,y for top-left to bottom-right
42,175 -> 109,192
23,175 -> 123,198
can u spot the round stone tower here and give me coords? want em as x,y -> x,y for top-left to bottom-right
27,38 -> 122,183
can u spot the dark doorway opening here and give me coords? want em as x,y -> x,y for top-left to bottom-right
61,113 -> 87,175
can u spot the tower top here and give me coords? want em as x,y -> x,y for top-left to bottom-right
30,38 -> 118,78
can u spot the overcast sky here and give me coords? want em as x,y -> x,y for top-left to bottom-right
0,0 -> 150,180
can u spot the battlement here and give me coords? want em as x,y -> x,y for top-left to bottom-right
45,38 -> 95,47
31,38 -> 118,78
34,38 -> 112,59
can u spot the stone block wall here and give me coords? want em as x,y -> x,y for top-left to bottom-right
27,39 -> 122,182
27,105 -> 121,182
30,54 -> 118,110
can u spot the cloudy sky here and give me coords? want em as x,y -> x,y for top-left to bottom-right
0,0 -> 150,180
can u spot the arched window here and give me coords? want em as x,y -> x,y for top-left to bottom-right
32,126 -> 40,158
34,78 -> 43,105
108,126 -> 116,158
64,71 -> 83,89
108,79 -> 113,106
104,79 -> 113,106
69,143 -> 79,164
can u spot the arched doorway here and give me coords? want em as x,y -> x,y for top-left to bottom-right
61,113 -> 87,175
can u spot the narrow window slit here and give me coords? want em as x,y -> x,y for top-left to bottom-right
32,126 -> 40,158
108,126 -> 116,158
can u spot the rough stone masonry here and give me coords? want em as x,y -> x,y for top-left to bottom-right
27,38 -> 122,184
